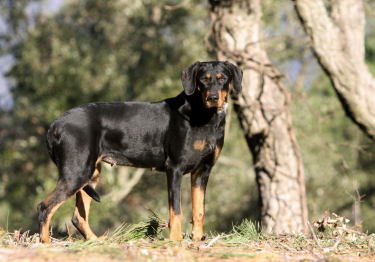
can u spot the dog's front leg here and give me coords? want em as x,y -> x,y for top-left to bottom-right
191,165 -> 211,241
166,168 -> 183,241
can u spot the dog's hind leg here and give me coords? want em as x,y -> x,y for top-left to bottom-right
71,162 -> 101,240
38,151 -> 98,243
37,178 -> 84,243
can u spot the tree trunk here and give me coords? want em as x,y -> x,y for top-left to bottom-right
209,0 -> 308,233
294,0 -> 375,140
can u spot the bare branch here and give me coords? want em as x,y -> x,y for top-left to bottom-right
294,0 -> 375,140
103,168 -> 145,202
164,0 -> 189,10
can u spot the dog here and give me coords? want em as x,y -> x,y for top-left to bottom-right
37,61 -> 243,243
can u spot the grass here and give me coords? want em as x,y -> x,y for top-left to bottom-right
1,210 -> 375,261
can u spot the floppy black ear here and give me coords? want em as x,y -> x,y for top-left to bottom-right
225,61 -> 243,93
181,61 -> 200,95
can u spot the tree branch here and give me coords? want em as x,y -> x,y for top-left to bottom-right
294,0 -> 375,140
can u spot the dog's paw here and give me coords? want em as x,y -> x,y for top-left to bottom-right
191,232 -> 206,241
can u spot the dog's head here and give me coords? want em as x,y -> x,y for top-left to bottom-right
181,61 -> 243,110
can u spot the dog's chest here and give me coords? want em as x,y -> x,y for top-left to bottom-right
191,123 -> 224,154
192,137 -> 215,153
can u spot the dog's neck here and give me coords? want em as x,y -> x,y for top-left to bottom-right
178,91 -> 225,127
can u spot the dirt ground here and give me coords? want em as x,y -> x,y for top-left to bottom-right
1,243 -> 374,262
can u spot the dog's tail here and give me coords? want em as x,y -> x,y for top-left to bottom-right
46,121 -> 57,165
83,183 -> 101,202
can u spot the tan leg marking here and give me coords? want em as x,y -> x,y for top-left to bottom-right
73,191 -> 97,240
72,162 -> 101,240
191,167 -> 208,241
169,204 -> 183,241
40,198 -> 68,243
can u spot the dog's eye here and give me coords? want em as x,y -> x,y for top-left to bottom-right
220,78 -> 225,82
202,79 -> 207,82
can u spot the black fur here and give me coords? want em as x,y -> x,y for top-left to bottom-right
40,61 -> 243,240
83,183 -> 101,202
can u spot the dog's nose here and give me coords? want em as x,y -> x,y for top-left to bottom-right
208,94 -> 219,102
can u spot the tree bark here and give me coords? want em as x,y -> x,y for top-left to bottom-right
294,0 -> 375,140
209,0 -> 308,233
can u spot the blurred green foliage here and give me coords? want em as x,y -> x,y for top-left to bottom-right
0,0 -> 375,239
0,0 -> 255,237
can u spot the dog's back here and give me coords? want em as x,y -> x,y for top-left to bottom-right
47,101 -> 174,171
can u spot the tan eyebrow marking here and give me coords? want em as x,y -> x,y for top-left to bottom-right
206,74 -> 211,78
217,73 -> 222,78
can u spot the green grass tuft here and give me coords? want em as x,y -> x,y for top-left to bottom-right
220,219 -> 262,245
103,207 -> 168,244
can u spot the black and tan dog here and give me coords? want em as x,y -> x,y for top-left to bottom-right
37,61 -> 242,243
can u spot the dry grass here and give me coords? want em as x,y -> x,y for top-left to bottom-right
1,210 -> 375,262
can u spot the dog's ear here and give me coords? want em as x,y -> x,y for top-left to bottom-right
225,61 -> 243,93
181,61 -> 200,95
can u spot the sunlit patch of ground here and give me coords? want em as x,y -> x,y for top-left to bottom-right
1,241 -> 374,262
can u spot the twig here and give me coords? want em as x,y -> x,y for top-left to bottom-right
341,228 -> 365,235
362,251 -> 375,257
332,238 -> 341,251
200,235 -> 220,249
307,221 -> 323,251
341,240 -> 360,249
279,242 -> 297,253
345,181 -> 365,230
333,238 -> 341,248
65,223 -> 71,239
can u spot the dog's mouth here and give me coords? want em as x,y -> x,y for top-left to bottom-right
203,97 -> 226,111
203,100 -> 228,114
200,89 -> 228,111
203,100 -> 218,109
201,89 -> 228,111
